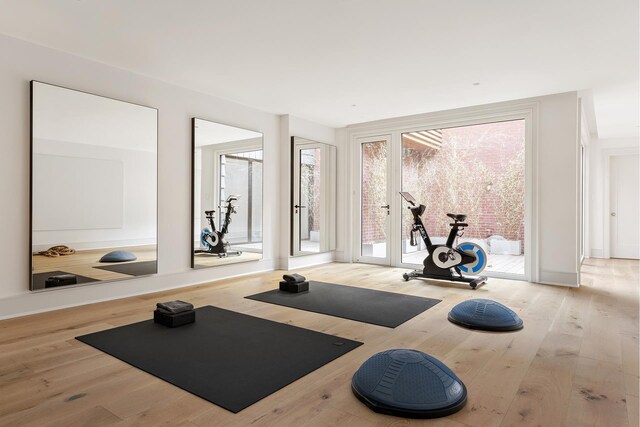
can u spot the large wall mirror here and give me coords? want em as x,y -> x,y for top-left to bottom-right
192,118 -> 263,268
30,81 -> 158,290
291,137 -> 337,256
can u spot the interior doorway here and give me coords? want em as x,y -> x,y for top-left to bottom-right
610,154 -> 640,259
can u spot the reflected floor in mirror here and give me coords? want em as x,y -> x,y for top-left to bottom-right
32,245 -> 157,289
194,251 -> 262,269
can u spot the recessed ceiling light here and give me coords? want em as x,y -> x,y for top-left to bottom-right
473,82 -> 480,86
351,104 -> 357,107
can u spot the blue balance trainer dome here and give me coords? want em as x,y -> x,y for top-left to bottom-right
448,299 -> 523,331
99,250 -> 137,263
352,349 -> 467,418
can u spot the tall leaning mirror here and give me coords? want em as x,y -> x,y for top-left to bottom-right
192,118 -> 263,268
30,81 -> 158,290
291,137 -> 337,256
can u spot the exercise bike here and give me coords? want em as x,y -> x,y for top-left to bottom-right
194,195 -> 242,258
400,192 -> 487,289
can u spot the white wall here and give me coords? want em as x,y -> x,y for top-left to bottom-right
0,34 -> 282,319
535,92 -> 580,286
588,136 -> 640,258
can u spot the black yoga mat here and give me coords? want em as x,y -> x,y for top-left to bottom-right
32,270 -> 98,290
93,260 -> 157,276
76,306 -> 362,413
246,281 -> 441,328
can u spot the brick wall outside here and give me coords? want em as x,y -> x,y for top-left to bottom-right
361,140 -> 388,244
362,120 -> 525,252
301,148 -> 322,235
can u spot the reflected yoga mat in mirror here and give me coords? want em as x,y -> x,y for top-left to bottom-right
93,261 -> 157,277
30,81 -> 158,290
191,118 -> 263,269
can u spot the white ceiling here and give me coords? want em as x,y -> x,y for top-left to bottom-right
1,0 -> 637,137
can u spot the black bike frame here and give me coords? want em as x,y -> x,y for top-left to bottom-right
404,195 -> 464,251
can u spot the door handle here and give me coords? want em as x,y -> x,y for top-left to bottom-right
381,204 -> 390,215
610,212 -> 616,217
294,204 -> 306,214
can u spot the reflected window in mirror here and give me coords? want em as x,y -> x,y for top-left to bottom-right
30,81 -> 158,290
291,137 -> 337,256
192,118 -> 263,269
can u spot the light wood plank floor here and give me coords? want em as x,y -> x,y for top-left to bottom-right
1,258 -> 638,426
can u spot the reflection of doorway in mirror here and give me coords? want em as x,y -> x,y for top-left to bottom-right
300,148 -> 321,253
291,137 -> 336,257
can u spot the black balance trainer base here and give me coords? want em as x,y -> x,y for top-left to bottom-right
154,309 -> 195,328
352,349 -> 467,419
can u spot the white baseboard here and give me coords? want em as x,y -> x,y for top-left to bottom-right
538,270 -> 579,287
590,248 -> 605,258
285,252 -> 335,270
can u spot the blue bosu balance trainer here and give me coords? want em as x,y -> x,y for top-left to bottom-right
99,250 -> 137,263
448,299 -> 523,331
351,349 -> 467,418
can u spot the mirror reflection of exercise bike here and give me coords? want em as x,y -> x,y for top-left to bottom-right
400,192 -> 487,289
195,195 -> 242,258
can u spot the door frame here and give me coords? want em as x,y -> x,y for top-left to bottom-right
348,102 -> 539,282
352,134 -> 394,265
291,140 -> 335,256
603,147 -> 640,259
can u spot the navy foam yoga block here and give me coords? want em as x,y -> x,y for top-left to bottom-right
352,349 -> 467,418
448,298 -> 523,331
99,250 -> 137,263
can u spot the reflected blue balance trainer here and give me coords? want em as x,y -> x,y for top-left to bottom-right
99,250 -> 137,263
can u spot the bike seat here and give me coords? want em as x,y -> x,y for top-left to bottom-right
204,210 -> 215,216
446,213 -> 467,222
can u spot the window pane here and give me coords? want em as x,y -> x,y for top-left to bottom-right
401,120 -> 525,275
252,160 -> 263,247
361,140 -> 388,258
220,155 -> 249,244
